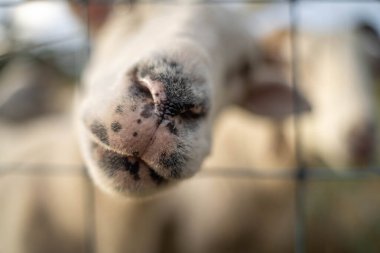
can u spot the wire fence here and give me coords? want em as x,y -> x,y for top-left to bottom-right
0,0 -> 380,253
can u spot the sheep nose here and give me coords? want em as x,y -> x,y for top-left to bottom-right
348,122 -> 376,166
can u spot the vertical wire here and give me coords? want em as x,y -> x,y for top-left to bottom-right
84,167 -> 96,253
85,0 -> 92,64
289,1 -> 307,253
83,2 -> 96,253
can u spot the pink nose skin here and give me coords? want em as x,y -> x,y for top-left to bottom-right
348,123 -> 376,166
83,73 -> 181,194
84,72 -> 162,159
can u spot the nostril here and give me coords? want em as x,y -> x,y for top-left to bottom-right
134,71 -> 168,111
129,68 -> 154,101
141,79 -> 166,106
135,80 -> 152,98
159,101 -> 208,119
178,104 -> 207,119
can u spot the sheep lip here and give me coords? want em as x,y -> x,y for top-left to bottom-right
86,131 -> 168,179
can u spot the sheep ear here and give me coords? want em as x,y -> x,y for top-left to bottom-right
68,0 -> 113,36
356,21 -> 380,76
240,29 -> 310,119
239,83 -> 311,120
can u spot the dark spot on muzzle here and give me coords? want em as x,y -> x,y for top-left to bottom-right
115,105 -> 124,114
111,122 -> 122,132
98,149 -> 140,181
159,152 -> 187,178
141,102 -> 154,118
166,121 -> 178,135
90,121 -> 109,145
149,168 -> 165,185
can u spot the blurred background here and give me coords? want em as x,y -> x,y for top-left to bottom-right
0,0 -> 380,253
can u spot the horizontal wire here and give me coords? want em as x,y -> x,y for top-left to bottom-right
1,163 -> 380,180
0,164 -> 85,176
0,33 -> 87,61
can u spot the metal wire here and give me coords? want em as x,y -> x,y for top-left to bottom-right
83,168 -> 96,253
2,163 -> 380,178
0,34 -> 85,60
288,0 -> 306,252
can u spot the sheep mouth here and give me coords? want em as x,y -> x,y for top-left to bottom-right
85,136 -> 172,196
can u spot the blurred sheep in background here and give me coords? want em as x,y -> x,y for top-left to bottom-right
206,2 -> 380,172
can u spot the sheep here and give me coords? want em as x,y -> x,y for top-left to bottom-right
175,9 -> 380,253
75,2 -> 308,197
205,7 -> 380,172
